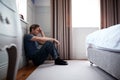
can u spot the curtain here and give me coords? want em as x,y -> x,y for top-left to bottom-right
51,0 -> 72,59
100,0 -> 120,28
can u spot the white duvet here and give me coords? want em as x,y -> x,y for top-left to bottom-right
86,24 -> 120,51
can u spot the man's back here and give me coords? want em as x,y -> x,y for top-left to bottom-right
24,34 -> 38,59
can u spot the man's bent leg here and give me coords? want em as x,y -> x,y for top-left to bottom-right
44,41 -> 59,59
32,41 -> 67,66
32,41 -> 59,66
43,41 -> 68,65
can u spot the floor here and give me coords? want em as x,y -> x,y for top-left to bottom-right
26,60 -> 118,80
16,61 -> 37,80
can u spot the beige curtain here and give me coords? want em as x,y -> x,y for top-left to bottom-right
100,0 -> 120,28
51,0 -> 72,59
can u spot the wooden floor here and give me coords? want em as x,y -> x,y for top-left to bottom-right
16,62 -> 37,80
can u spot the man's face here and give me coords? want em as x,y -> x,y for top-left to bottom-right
32,27 -> 40,35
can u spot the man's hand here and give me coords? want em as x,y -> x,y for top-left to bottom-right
54,39 -> 60,45
39,28 -> 45,37
39,28 -> 42,32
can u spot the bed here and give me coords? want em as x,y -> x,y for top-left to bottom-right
86,24 -> 120,80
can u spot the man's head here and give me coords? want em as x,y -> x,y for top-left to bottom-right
30,24 -> 41,35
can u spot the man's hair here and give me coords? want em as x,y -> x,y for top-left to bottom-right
30,24 -> 40,32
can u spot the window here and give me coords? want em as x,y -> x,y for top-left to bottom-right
72,0 -> 100,28
16,0 -> 27,21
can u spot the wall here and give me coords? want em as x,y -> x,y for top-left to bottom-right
17,0 -> 34,69
71,27 -> 99,59
18,20 -> 28,69
27,0 -> 35,26
34,0 -> 52,37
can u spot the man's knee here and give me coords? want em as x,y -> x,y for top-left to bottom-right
44,41 -> 55,49
45,41 -> 54,46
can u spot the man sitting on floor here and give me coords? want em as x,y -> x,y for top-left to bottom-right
24,24 -> 68,66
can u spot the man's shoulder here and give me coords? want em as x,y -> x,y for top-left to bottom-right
24,34 -> 34,37
24,34 -> 34,40
25,34 -> 31,36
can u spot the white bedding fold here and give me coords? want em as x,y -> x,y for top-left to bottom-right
86,24 -> 120,51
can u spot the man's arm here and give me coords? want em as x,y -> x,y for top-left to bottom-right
31,36 -> 60,45
41,30 -> 45,37
39,28 -> 45,37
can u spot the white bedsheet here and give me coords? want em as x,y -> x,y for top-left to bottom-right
86,24 -> 120,51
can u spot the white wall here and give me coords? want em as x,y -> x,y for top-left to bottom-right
27,0 -> 35,25
35,0 -> 50,6
34,0 -> 52,37
71,27 -> 99,59
27,0 -> 52,37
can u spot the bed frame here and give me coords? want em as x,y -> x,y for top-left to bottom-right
87,47 -> 120,80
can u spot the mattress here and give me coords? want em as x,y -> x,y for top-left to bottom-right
87,44 -> 120,52
86,24 -> 120,51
